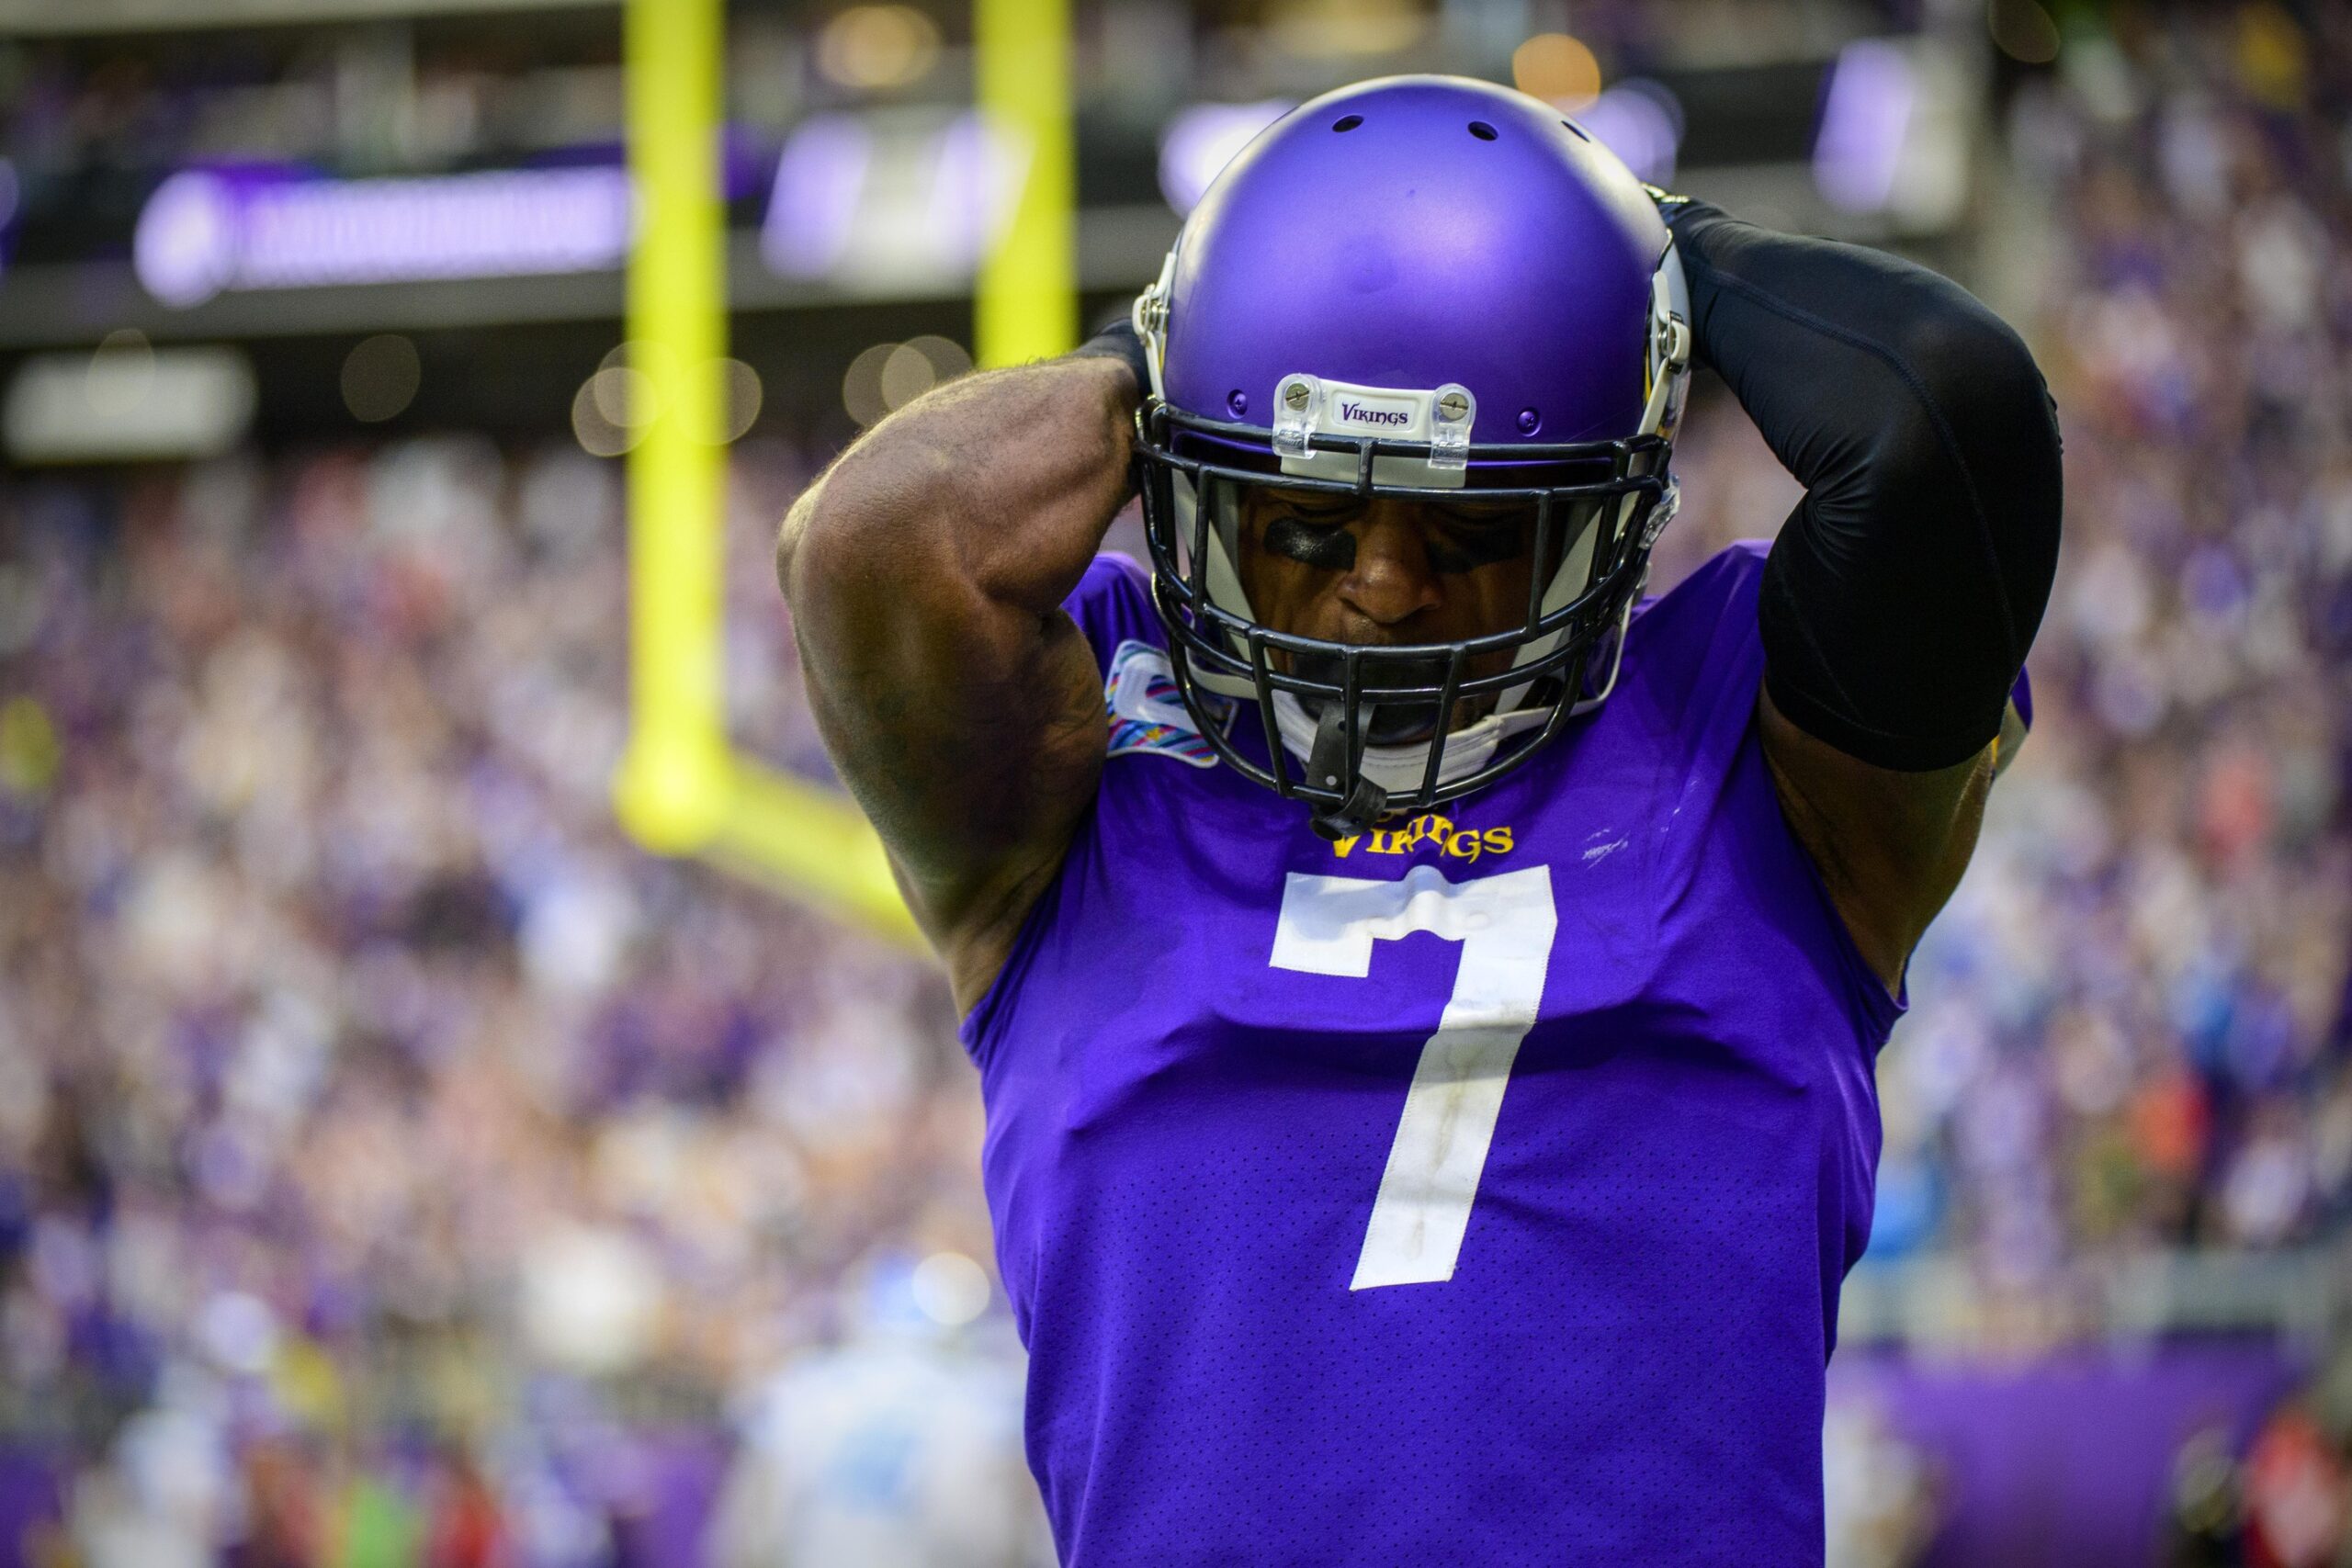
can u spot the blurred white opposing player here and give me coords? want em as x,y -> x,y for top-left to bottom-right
706,1252 -> 1050,1568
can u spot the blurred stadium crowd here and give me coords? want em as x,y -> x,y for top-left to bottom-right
1662,7 -> 2352,1293
1920,9 -> 2352,1290
0,429 -> 1040,1565
0,6 -> 2347,1568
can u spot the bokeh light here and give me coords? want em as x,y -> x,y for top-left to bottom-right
911,1251 -> 991,1327
843,334 -> 970,426
709,357 -> 765,444
572,368 -> 639,457
842,342 -> 896,427
1987,0 -> 2062,65
908,333 -> 973,383
877,343 -> 935,410
339,333 -> 421,423
815,5 -> 942,91
591,364 -> 654,430
1512,33 -> 1602,109
575,347 -> 763,455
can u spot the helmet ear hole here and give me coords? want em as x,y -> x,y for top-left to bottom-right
1467,121 -> 1498,141
1331,114 -> 1363,132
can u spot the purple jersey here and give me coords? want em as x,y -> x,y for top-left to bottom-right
958,543 -> 1900,1566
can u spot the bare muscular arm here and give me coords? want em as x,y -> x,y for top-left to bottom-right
1758,689 -> 1993,992
777,355 -> 1140,1010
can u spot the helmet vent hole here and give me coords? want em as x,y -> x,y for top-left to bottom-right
1331,114 -> 1363,132
1561,118 -> 1589,141
1467,120 -> 1498,141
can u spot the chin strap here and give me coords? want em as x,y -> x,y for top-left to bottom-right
1275,690 -> 1555,796
1303,703 -> 1388,841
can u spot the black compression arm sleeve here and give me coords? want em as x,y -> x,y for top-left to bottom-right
1069,316 -> 1153,397
1666,199 -> 2064,771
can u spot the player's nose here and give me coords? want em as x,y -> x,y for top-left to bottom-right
1337,505 -> 1442,628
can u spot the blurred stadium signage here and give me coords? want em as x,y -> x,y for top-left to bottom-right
133,165 -> 633,307
1157,101 -> 1294,217
1813,39 -> 1972,231
4,337 -> 255,462
1575,82 -> 1684,186
761,109 -> 1026,288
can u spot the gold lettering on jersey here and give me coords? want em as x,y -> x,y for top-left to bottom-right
1329,815 -> 1514,863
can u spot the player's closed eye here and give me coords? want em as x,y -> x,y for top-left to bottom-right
1426,509 -> 1537,573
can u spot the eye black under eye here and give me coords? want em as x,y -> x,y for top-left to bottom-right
1264,514 -> 1357,570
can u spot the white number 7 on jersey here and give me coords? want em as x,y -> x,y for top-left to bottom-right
1272,863 -> 1559,1290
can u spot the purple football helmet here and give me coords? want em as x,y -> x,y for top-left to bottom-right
1131,74 -> 1692,838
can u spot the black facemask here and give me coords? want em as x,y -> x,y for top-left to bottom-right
1288,649 -> 1452,745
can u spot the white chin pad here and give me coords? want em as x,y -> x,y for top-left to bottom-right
1271,691 -> 1553,794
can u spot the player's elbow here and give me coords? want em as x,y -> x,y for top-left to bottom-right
775,495 -> 809,607
1961,321 -> 2065,552
1845,303 -> 2063,587
779,441 -> 956,620
1893,306 -> 2062,513
777,483 -> 865,616
775,488 -> 848,626
777,484 -> 882,687
775,479 -> 912,713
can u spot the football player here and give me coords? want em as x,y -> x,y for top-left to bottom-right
779,75 -> 2061,1568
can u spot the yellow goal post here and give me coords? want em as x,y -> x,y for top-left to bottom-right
611,0 -> 1076,944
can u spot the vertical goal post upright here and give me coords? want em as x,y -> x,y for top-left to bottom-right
976,0 -> 1079,369
611,0 -> 1077,944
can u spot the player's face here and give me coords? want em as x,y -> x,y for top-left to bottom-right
1233,485 -> 1550,743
